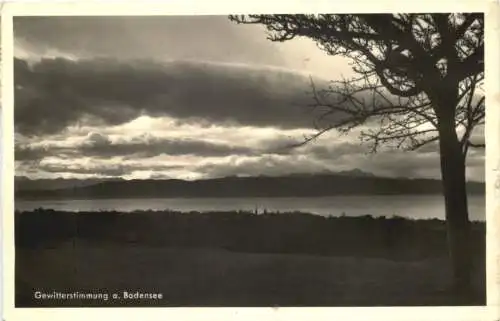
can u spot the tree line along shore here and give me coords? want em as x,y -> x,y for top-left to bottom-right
15,209 -> 485,262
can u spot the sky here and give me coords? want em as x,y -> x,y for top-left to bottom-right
13,16 -> 485,181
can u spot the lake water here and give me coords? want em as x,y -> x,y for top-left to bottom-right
16,195 -> 485,221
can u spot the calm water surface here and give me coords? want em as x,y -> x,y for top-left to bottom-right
16,195 -> 485,221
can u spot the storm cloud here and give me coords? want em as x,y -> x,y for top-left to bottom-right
15,128 -> 305,162
14,16 -> 354,80
16,132 -> 257,160
14,16 -> 288,66
15,57 -> 335,136
37,160 -> 185,178
79,132 -> 258,158
12,16 -> 485,182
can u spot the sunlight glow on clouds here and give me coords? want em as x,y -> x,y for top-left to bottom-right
12,16 -> 484,182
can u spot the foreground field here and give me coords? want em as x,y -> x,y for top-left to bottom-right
15,210 -> 486,306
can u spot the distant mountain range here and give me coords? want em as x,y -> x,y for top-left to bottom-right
14,177 -> 124,192
15,170 -> 485,200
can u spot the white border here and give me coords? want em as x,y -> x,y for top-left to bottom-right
485,0 -> 500,316
1,1 -> 498,320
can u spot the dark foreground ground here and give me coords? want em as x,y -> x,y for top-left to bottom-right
15,209 -> 486,307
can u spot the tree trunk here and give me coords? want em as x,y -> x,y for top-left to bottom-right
437,105 -> 472,300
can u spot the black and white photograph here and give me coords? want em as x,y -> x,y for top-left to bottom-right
5,4 -> 492,314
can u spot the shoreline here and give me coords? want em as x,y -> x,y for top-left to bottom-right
16,209 -> 485,259
15,190 -> 486,201
14,207 -> 487,223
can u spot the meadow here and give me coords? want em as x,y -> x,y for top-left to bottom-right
15,209 -> 486,306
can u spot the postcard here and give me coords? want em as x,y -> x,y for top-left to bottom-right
2,1 -> 499,320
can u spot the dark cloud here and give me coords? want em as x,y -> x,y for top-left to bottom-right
15,57 -> 340,136
14,16 -> 286,66
15,145 -> 50,161
40,162 -> 132,177
305,142 -> 368,160
38,161 -> 184,178
79,132 -> 256,158
16,131 -> 295,162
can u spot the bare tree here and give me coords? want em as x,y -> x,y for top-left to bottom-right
228,13 -> 484,297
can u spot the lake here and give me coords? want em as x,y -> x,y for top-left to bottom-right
15,194 -> 485,221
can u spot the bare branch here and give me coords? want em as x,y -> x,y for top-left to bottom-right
408,136 -> 440,151
467,141 -> 485,148
229,13 -> 484,156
